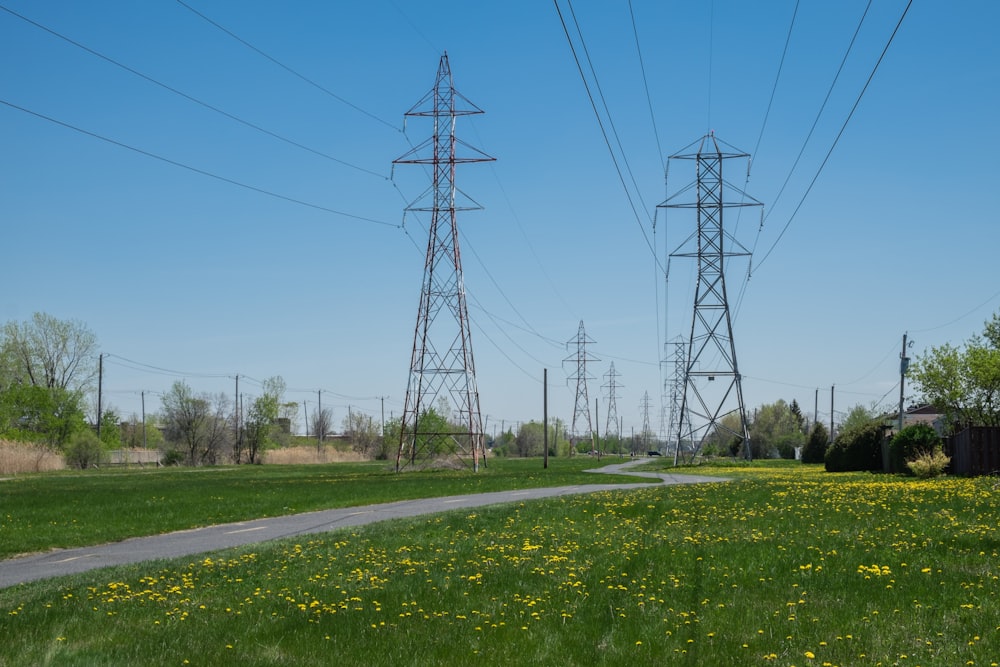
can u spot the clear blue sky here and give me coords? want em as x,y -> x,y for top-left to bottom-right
2,1 -> 997,438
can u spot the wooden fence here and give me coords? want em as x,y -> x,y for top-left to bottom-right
946,427 -> 1000,476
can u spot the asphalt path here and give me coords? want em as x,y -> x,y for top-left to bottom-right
0,459 -> 725,589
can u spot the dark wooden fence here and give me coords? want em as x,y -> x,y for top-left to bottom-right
946,427 -> 1000,476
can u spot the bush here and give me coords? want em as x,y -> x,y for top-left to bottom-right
906,448 -> 950,478
160,448 -> 185,466
889,424 -> 941,474
64,430 -> 105,469
825,421 -> 884,472
801,423 -> 829,464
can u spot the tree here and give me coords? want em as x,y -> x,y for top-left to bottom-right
161,381 -> 230,465
801,422 -> 829,464
515,421 -> 545,457
840,403 -> 879,436
0,313 -> 96,447
311,408 -> 334,443
121,413 -> 164,450
239,377 -> 286,464
909,313 -> 1000,429
96,407 -> 122,447
0,383 -> 87,447
1,313 -> 98,392
344,411 -> 380,458
702,412 -> 745,458
750,400 -> 806,459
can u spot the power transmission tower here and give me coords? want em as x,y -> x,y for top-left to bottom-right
659,133 -> 762,460
667,336 -> 688,463
393,53 -> 494,472
602,362 -> 622,453
564,320 -> 598,454
639,390 -> 653,454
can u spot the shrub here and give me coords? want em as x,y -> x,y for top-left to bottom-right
801,423 -> 829,464
160,448 -> 186,466
825,421 -> 884,472
64,430 -> 105,469
889,424 -> 941,474
906,448 -> 950,478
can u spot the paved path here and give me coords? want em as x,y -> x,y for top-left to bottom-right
0,460 -> 724,589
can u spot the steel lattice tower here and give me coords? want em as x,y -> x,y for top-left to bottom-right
666,336 -> 688,464
564,320 -> 598,452
639,390 -> 654,453
602,362 -> 622,449
659,133 -> 761,460
393,53 -> 494,472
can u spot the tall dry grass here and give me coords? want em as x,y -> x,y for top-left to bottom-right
262,445 -> 365,465
0,439 -> 65,475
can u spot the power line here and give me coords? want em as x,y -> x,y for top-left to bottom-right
174,0 -> 399,132
553,0 -> 662,271
0,4 -> 388,181
627,0 -> 664,172
752,0 -> 913,274
733,2 -> 873,324
0,98 -> 399,227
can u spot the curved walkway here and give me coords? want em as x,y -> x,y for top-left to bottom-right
0,459 -> 724,589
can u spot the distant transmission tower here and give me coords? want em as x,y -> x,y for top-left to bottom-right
565,320 -> 598,453
602,362 -> 622,450
666,336 -> 687,464
659,133 -> 762,460
394,53 -> 494,472
639,391 -> 653,454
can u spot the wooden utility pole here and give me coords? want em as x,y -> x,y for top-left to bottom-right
96,353 -> 103,438
543,369 -> 549,469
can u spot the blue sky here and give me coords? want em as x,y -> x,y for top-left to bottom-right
2,1 -> 997,438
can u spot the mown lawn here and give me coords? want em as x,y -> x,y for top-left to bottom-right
1,462 -> 997,666
0,456 -> 643,559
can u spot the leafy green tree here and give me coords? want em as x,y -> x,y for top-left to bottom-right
98,408 -> 122,447
491,429 -> 515,457
515,421 -> 545,457
702,412 -> 745,458
801,422 -> 829,464
750,400 -> 806,459
0,383 -> 86,446
909,313 -> 1000,428
240,377 -> 287,464
840,404 -> 879,436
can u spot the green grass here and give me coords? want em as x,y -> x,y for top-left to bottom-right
1,462 -> 998,665
0,456 -> 645,559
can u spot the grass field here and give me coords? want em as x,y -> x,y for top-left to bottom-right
1,461 -> 998,666
0,456 -> 643,560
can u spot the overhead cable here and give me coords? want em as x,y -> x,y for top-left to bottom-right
0,99 -> 399,227
752,0 -> 913,274
174,0 -> 399,132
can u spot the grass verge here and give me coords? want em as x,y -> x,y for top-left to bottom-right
1,463 -> 997,665
0,456 -> 645,559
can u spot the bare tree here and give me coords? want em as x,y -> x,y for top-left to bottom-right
311,408 -> 333,444
344,411 -> 379,458
162,381 -> 230,465
1,313 -> 98,392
